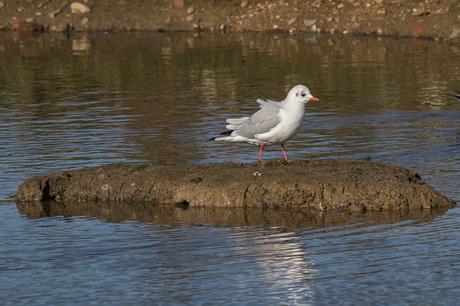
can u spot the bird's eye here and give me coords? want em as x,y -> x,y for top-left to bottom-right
301,93 -> 306,97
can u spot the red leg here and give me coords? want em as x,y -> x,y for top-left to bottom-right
257,144 -> 264,164
281,143 -> 288,161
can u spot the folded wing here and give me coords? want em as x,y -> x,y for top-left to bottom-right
231,103 -> 282,139
212,99 -> 283,143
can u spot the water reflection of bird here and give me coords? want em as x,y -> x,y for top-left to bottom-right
211,85 -> 320,163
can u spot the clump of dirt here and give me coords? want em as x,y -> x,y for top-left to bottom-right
15,159 -> 456,212
0,0 -> 459,41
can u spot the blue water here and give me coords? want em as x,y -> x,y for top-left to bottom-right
0,32 -> 459,305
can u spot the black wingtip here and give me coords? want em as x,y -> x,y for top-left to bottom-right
219,130 -> 233,136
209,130 -> 234,141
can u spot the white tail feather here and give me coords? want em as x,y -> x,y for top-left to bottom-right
226,124 -> 241,130
213,136 -> 236,142
226,117 -> 250,125
214,135 -> 249,142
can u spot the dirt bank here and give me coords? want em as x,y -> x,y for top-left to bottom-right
15,159 -> 455,212
0,0 -> 459,41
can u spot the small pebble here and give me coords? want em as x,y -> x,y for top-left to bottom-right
287,17 -> 297,26
304,19 -> 316,26
450,28 -> 460,39
70,2 -> 90,14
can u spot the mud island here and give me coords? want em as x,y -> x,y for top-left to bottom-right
16,159 -> 455,212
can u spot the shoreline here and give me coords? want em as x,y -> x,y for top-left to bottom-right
0,0 -> 459,41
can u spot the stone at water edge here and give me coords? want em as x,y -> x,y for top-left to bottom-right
15,159 -> 456,212
70,2 -> 90,14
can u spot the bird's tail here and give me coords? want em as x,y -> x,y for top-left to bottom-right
209,116 -> 249,141
209,130 -> 233,141
210,136 -> 235,142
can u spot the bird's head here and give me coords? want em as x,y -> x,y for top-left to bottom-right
287,84 -> 320,104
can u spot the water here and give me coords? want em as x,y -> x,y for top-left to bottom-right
1,32 -> 459,305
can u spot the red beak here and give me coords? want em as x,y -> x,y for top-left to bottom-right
309,96 -> 320,102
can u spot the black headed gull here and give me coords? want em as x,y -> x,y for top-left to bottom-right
211,84 -> 320,163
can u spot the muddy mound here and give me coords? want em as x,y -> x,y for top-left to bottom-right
15,159 -> 455,212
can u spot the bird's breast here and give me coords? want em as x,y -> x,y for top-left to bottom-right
259,107 -> 304,143
279,108 -> 304,134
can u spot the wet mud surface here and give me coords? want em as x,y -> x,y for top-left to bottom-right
16,159 -> 456,212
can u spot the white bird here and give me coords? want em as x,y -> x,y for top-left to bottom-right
211,84 -> 320,163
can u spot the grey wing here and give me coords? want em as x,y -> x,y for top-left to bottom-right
234,104 -> 281,139
256,98 -> 281,108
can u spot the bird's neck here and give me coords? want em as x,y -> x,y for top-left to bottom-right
282,100 -> 305,124
284,99 -> 305,112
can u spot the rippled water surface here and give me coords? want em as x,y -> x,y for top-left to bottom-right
1,32 -> 459,305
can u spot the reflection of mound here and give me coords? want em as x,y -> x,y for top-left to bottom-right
16,200 -> 448,228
